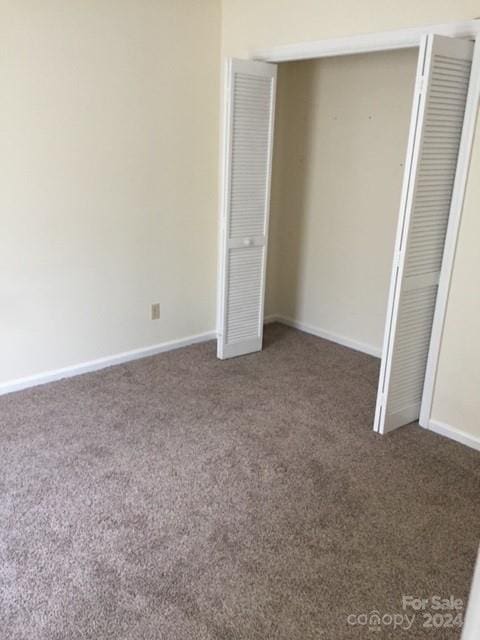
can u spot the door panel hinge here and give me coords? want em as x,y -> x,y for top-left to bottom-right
419,75 -> 425,95
394,250 -> 403,269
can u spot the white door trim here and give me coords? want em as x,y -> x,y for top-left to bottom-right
252,20 -> 480,62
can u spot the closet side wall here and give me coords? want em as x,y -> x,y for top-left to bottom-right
265,50 -> 417,355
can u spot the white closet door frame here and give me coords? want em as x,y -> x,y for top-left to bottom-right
217,23 -> 480,430
252,20 -> 480,62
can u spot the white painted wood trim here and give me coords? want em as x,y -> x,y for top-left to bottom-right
257,64 -> 277,361
253,20 -> 480,62
216,60 -> 231,352
0,331 -> 216,396
216,59 -> 233,357
426,419 -> 480,452
420,35 -> 480,428
462,549 -> 480,640
264,314 -> 381,358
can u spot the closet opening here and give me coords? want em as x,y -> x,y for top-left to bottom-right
264,49 -> 417,362
262,48 -> 418,431
216,30 -> 478,436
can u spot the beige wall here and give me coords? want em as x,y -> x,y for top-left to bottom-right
265,50 -> 417,354
0,0 -> 220,383
223,0 -> 480,437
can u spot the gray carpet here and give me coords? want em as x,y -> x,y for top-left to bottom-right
0,323 -> 479,639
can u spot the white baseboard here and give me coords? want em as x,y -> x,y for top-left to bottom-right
427,419 -> 480,452
0,316 -> 380,396
0,330 -> 217,396
264,314 -> 381,358
4,321 -> 480,454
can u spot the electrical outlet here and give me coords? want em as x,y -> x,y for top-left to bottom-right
151,303 -> 160,320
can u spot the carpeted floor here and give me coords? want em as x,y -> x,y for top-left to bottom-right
0,323 -> 479,639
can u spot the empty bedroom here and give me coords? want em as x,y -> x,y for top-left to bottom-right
1,2 -> 479,639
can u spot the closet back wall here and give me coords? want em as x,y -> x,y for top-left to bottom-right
266,50 -> 417,354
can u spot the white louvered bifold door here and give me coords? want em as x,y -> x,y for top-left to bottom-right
374,34 -> 474,434
217,59 -> 277,359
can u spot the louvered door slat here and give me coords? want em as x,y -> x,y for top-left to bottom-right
374,34 -> 473,433
218,59 -> 277,359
